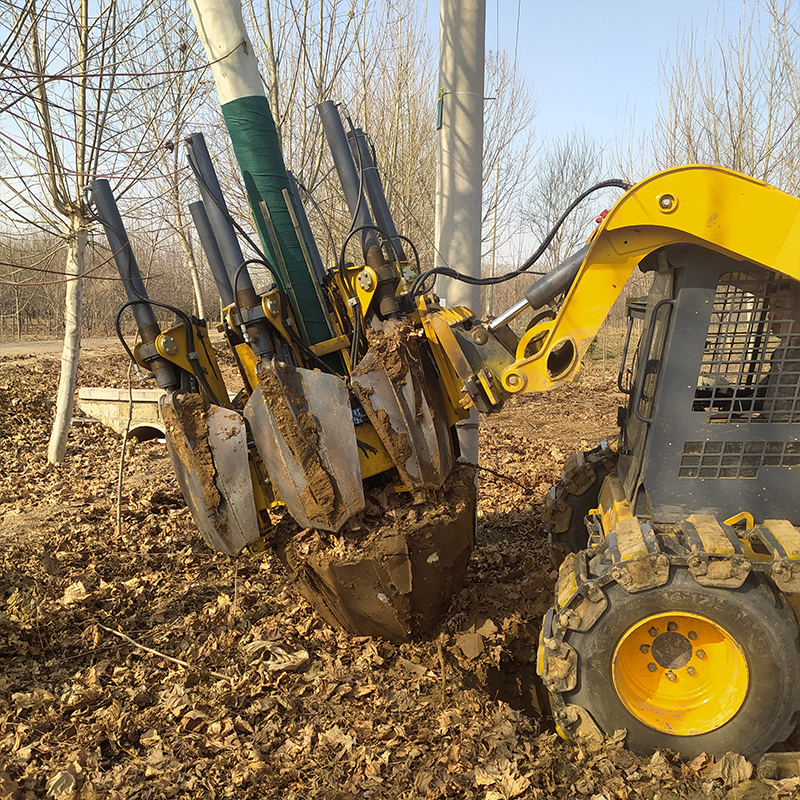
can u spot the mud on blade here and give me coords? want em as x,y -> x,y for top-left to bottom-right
277,464 -> 476,642
244,359 -> 364,531
160,394 -> 259,556
351,324 -> 455,491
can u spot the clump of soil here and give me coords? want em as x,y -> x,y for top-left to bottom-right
352,323 -> 454,492
275,464 -> 476,642
354,320 -> 422,386
161,392 -> 220,513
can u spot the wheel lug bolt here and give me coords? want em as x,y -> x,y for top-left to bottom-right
666,671 -> 677,682
648,627 -> 658,637
640,644 -> 650,654
687,667 -> 696,676
667,622 -> 678,632
696,649 -> 706,659
648,662 -> 658,672
688,631 -> 697,640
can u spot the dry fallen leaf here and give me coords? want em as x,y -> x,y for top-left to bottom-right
60,580 -> 89,606
12,687 -> 56,710
457,631 -> 484,659
708,752 -> 753,787
0,354 -> 735,799
245,640 -> 310,671
398,657 -> 427,677
180,710 -> 209,732
319,725 -> 354,752
475,758 -> 531,800
0,772 -> 20,800
45,771 -> 76,799
689,752 -> 715,776
761,775 -> 800,794
139,729 -> 160,746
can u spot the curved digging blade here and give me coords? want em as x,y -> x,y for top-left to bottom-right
351,330 -> 455,490
244,359 -> 364,532
160,394 -> 259,556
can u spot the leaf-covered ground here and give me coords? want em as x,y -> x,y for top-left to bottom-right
0,347 -> 798,799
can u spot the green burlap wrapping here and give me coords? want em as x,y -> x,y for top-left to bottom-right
221,95 -> 330,346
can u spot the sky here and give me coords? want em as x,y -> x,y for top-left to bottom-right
427,0 -> 749,146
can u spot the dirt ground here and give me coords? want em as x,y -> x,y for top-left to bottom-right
0,346 -> 797,798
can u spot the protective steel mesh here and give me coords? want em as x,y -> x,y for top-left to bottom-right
683,271 -> 800,479
692,272 -> 800,424
679,439 -> 800,479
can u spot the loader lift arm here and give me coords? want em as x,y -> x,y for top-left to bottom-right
420,165 -> 800,411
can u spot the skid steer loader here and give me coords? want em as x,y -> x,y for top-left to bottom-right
92,87 -> 800,757
528,169 -> 800,761
413,163 -> 800,760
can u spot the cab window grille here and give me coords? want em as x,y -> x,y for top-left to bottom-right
693,272 -> 800,424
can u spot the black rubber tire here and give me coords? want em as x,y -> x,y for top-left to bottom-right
545,448 -> 617,566
563,567 -> 800,760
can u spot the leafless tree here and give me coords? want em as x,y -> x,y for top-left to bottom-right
652,0 -> 800,191
523,131 -> 610,274
481,51 -> 537,258
0,0 -> 212,462
251,1 -> 538,285
132,0 -> 217,320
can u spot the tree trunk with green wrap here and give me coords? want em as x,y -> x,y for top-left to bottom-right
187,0 -> 331,346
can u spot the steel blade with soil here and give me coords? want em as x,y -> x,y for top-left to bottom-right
275,464 -> 476,641
160,394 -> 259,556
244,359 -> 364,532
351,322 -> 455,491
273,323 -> 476,642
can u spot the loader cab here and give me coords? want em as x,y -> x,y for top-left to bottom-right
617,244 -> 800,527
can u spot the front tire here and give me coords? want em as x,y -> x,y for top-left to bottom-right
544,444 -> 617,566
562,566 -> 800,760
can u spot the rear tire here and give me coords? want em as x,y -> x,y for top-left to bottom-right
562,566 -> 800,760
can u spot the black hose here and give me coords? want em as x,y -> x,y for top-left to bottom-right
232,258 -> 284,309
114,301 -> 145,365
410,178 -> 632,298
396,234 -> 421,276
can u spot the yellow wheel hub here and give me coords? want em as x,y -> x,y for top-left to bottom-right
612,611 -> 749,736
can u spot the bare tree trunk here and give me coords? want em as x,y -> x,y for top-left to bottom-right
14,287 -> 20,341
48,217 -> 85,463
178,232 -> 206,319
175,204 -> 205,319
